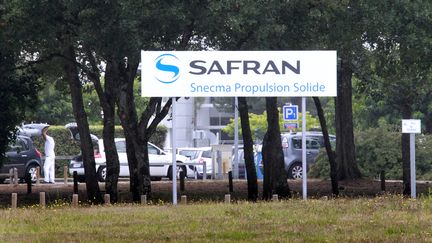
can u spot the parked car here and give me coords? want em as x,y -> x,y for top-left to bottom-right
281,132 -> 336,179
178,147 -> 212,179
17,123 -> 49,138
231,147 -> 247,179
69,138 -> 192,182
257,132 -> 335,179
0,135 -> 43,183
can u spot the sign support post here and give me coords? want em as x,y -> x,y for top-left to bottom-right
234,97 -> 239,179
402,119 -> 421,199
410,133 -> 416,198
301,97 -> 307,200
171,98 -> 177,205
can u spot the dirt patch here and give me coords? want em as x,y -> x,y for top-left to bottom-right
0,179 -> 431,207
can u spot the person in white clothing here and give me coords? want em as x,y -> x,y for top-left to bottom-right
42,126 -> 56,183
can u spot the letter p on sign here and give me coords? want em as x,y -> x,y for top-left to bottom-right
283,105 -> 298,121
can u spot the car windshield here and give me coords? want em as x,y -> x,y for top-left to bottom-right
201,150 -> 212,158
8,138 -> 29,152
292,137 -> 321,149
179,150 -> 199,160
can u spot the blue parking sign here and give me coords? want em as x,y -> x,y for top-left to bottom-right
283,105 -> 298,121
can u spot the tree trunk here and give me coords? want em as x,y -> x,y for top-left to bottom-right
401,104 -> 412,196
237,97 -> 258,201
313,97 -> 339,195
262,97 -> 290,200
335,60 -> 361,180
62,45 -> 102,204
114,58 -> 168,202
88,55 -> 120,203
116,62 -> 143,201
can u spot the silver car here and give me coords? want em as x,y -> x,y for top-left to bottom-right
281,132 -> 335,179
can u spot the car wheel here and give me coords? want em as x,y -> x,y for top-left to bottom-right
168,164 -> 186,181
288,162 -> 303,179
25,164 -> 38,183
98,166 -> 107,182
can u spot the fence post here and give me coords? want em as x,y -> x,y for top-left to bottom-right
11,193 -> 17,209
64,166 -> 68,185
26,173 -> 32,194
40,192 -> 46,208
225,194 -> 231,204
228,171 -> 233,193
104,194 -> 111,205
141,195 -> 147,204
180,171 -> 185,191
181,195 -> 187,205
13,168 -> 18,185
73,171 -> 78,194
9,168 -> 13,185
36,166 -> 40,186
380,170 -> 386,191
72,194 -> 79,207
203,162 -> 207,181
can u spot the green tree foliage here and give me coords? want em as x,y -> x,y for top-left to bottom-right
361,0 -> 432,195
0,2 -> 40,165
25,76 -> 148,126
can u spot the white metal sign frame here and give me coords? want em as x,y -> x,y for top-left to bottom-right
141,50 -> 337,204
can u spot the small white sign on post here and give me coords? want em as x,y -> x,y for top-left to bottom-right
402,119 -> 421,134
402,119 -> 421,199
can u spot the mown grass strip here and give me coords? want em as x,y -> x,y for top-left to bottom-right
1,196 -> 432,242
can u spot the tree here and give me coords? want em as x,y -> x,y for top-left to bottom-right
84,0 -> 207,201
238,97 -> 258,201
364,0 -> 432,195
262,97 -> 291,199
313,97 -> 338,195
5,1 -> 104,203
0,20 -> 40,165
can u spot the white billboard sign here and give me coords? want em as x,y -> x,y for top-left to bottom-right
141,51 -> 337,97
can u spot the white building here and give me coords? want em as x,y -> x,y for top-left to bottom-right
162,97 -> 235,149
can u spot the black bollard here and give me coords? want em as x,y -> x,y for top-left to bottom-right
380,170 -> 386,191
180,170 -> 185,191
73,171 -> 78,194
26,172 -> 32,194
228,171 -> 233,193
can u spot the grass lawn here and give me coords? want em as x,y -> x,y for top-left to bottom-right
1,195 -> 432,242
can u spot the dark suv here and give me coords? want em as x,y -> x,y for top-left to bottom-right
1,135 -> 42,183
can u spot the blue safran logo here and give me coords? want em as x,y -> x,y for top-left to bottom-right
154,54 -> 180,84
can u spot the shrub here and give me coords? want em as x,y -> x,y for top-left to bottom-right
33,125 -> 168,156
310,124 -> 432,180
